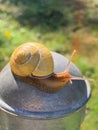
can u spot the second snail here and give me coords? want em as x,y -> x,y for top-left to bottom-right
10,42 -> 85,93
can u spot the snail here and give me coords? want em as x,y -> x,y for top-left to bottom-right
10,42 -> 87,93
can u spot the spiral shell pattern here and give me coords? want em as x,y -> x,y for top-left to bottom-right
10,42 -> 54,77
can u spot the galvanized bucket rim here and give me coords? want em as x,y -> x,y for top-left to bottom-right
0,80 -> 91,119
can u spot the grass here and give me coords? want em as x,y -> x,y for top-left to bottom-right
0,1 -> 98,130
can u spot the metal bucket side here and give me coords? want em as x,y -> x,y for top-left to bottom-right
0,106 -> 85,130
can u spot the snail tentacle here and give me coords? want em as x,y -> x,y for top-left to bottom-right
64,49 -> 77,72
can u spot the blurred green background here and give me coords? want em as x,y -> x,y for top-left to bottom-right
0,0 -> 98,130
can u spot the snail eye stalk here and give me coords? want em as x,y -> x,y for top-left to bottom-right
65,49 -> 77,72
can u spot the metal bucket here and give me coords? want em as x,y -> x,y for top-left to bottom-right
0,52 -> 91,130
0,106 -> 85,130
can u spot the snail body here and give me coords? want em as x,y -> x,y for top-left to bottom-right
18,71 -> 71,93
10,42 -> 84,93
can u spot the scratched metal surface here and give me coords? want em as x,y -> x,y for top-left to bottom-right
0,52 -> 91,130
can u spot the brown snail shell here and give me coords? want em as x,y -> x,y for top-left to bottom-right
10,42 -> 54,77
